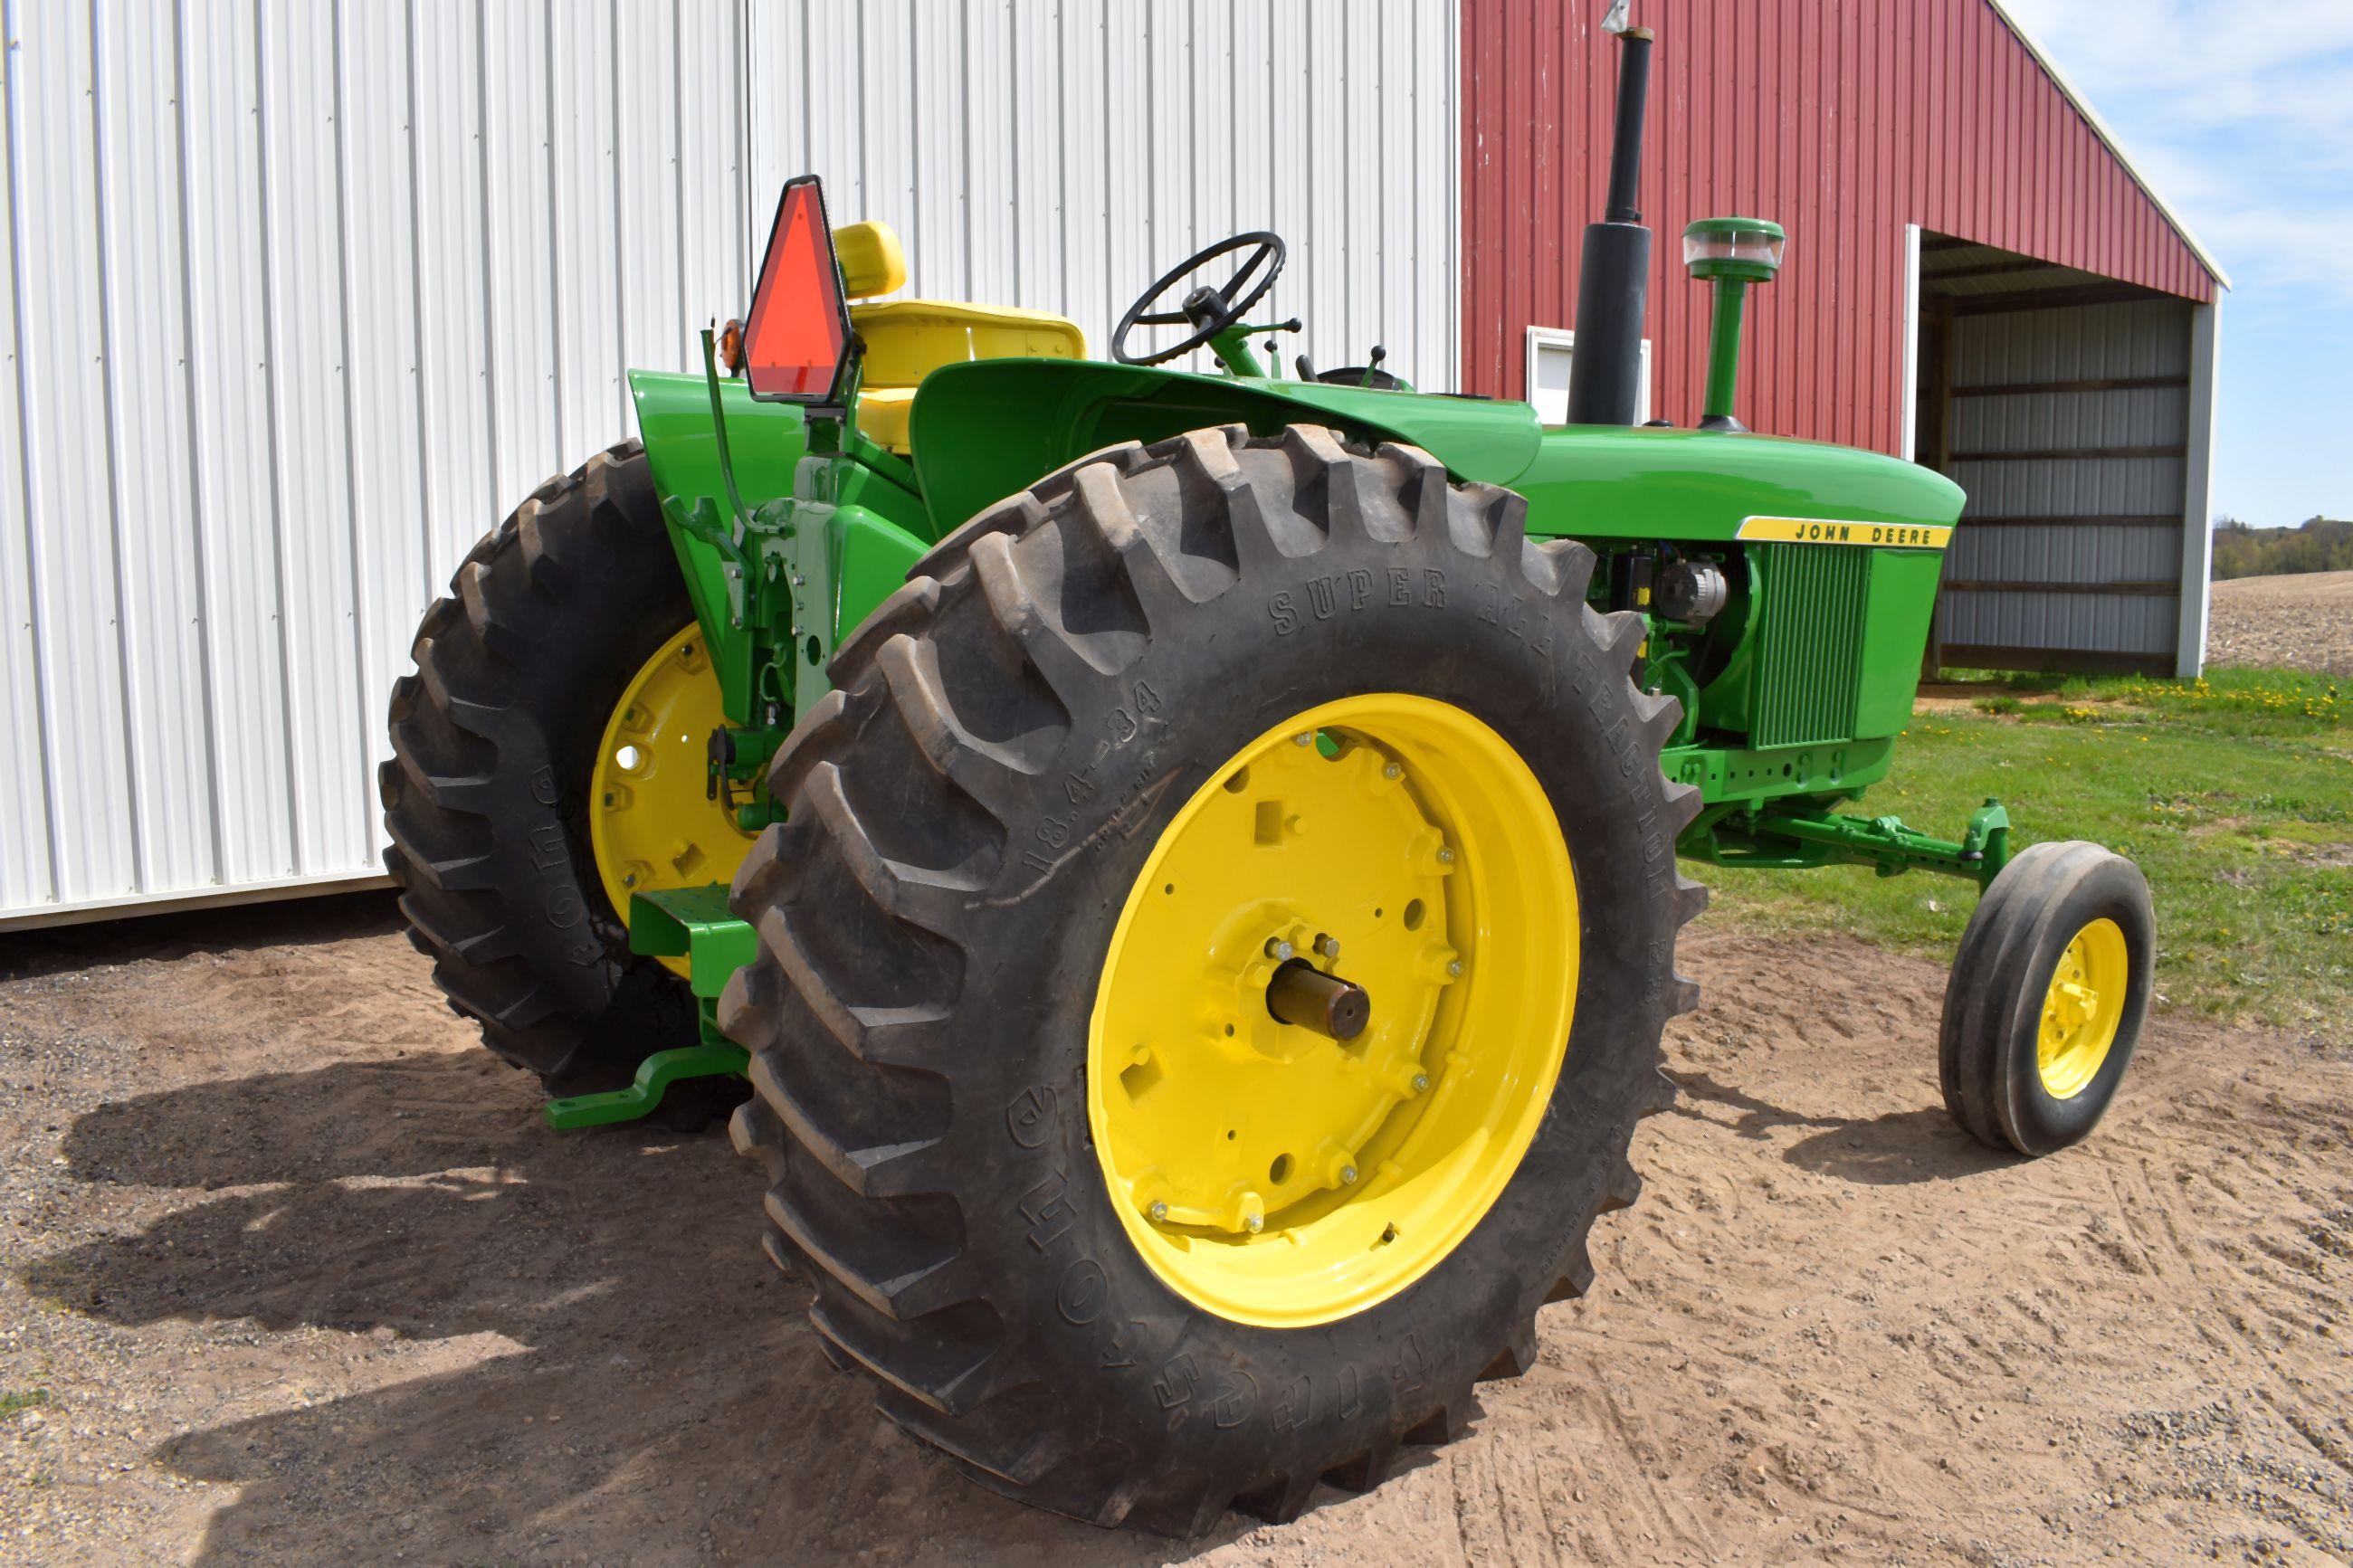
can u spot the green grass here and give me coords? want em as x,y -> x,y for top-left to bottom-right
1697,667 -> 2353,1029
1,1390 -> 50,1418
1946,665 -> 2349,738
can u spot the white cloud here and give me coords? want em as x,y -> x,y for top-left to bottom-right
2003,0 -> 2353,98
2200,204 -> 2353,299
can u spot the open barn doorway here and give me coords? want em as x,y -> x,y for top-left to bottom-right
1910,231 -> 2217,679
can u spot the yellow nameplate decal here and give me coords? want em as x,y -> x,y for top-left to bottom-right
1738,516 -> 1951,549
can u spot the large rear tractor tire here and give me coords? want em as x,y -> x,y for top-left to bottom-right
722,423 -> 1705,1533
1939,841 -> 2154,1156
381,440 -> 752,1118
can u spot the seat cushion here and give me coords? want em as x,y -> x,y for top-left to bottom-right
855,386 -> 919,454
850,299 -> 1088,389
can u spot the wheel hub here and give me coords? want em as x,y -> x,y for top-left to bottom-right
1266,960 -> 1370,1041
2035,917 -> 2128,1099
1088,695 -> 1579,1327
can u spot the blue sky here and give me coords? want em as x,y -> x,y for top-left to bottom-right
2001,0 -> 2353,528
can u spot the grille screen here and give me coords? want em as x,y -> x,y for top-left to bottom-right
1751,544 -> 1870,749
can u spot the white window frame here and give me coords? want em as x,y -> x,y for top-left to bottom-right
1900,223 -> 1922,461
1526,325 -> 1653,426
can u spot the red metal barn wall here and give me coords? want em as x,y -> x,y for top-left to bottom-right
1459,0 -> 2216,447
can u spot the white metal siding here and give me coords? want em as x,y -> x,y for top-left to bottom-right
0,0 -> 1461,927
1939,298 -> 2196,668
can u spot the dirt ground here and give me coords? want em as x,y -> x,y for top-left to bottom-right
2208,571 -> 2353,676
3,894 -> 2348,1566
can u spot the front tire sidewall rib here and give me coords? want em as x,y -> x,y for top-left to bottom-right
725,425 -> 1701,1534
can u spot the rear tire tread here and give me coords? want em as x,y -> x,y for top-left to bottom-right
729,424 -> 1706,1534
381,439 -> 706,1097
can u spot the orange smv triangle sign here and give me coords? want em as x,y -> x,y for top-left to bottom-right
745,176 -> 850,403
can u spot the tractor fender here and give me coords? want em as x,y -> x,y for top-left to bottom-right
626,367 -> 809,528
626,368 -> 814,720
907,358 -> 1545,532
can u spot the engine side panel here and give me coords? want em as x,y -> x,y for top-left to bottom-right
1504,426 -> 1962,815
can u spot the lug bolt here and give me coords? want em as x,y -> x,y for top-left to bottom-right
1244,1213 -> 1264,1233
624,873 -> 638,888
1148,1200 -> 1168,1222
1340,1164 -> 1358,1185
1437,846 -> 1456,865
1314,933 -> 1340,960
1383,762 -> 1402,780
1413,1073 -> 1430,1093
1293,732 -> 1314,747
1447,959 -> 1463,978
1265,936 -> 1295,962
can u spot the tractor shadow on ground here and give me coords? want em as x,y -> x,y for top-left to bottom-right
1667,1069 -> 2015,1185
27,1050 -> 1256,1563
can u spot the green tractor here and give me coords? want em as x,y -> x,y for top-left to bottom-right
383,24 -> 2152,1536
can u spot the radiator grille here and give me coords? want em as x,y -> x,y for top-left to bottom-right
1751,545 -> 1871,748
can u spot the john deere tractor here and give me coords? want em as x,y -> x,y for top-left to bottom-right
383,23 -> 2152,1535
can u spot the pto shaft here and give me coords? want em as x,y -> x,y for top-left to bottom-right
1267,962 -> 1370,1041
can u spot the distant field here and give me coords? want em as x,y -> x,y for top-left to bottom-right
2208,567 -> 2353,675
1700,666 -> 2352,1031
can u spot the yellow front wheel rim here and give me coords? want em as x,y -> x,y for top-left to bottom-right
2036,917 -> 2128,1099
588,623 -> 758,978
1087,695 -> 1579,1329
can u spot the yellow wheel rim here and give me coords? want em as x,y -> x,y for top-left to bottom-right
1087,695 -> 1579,1329
2036,917 -> 2128,1099
587,623 -> 757,978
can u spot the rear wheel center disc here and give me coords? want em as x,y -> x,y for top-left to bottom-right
1087,694 -> 1578,1328
588,623 -> 758,977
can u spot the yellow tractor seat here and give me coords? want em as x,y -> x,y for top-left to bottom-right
831,221 -> 1087,453
849,301 -> 1088,451
853,386 -> 919,453
853,299 -> 1087,382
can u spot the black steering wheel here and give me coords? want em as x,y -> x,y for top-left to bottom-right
1111,232 -> 1286,366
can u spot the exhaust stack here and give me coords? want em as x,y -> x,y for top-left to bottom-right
1564,22 -> 1653,427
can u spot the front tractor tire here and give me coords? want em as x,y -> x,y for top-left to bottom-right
381,440 -> 747,1118
723,424 -> 1706,1534
1939,841 -> 2155,1156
